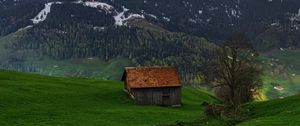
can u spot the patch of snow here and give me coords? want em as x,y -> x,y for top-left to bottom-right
74,0 -> 114,13
73,1 -> 145,26
224,5 -> 241,18
147,14 -> 157,19
198,10 -> 203,14
182,1 -> 192,8
208,6 -> 218,11
163,17 -> 170,22
271,22 -> 280,26
113,7 -> 145,26
206,18 -> 211,22
17,25 -> 33,32
93,26 -> 106,31
113,7 -> 129,26
188,18 -> 197,23
31,2 -> 62,24
231,10 -> 237,17
57,30 -> 67,34
289,9 -> 300,30
280,48 -> 284,51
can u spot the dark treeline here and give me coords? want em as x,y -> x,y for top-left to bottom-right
3,3 -> 217,85
7,21 -> 215,84
1,0 -> 300,84
1,0 -> 300,50
0,0 -> 44,36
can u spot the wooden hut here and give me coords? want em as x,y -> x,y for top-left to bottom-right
121,67 -> 182,106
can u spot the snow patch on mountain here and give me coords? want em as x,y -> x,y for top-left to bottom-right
17,25 -> 33,32
147,14 -> 158,19
31,2 -> 62,24
289,8 -> 300,30
31,0 -> 146,27
72,1 -> 145,26
163,17 -> 171,22
114,7 -> 145,26
114,7 -> 129,26
73,0 -> 114,13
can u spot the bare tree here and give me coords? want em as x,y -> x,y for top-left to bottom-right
213,34 -> 263,109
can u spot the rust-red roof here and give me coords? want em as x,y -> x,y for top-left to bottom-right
122,67 -> 181,88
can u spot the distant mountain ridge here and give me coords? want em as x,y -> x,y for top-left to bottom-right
0,0 -> 299,83
1,0 -> 300,46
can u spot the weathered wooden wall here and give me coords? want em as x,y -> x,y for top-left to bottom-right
131,87 -> 181,106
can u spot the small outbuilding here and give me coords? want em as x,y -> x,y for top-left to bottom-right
121,67 -> 182,106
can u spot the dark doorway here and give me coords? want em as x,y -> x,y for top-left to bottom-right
162,89 -> 171,105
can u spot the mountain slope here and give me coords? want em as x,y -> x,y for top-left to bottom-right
1,0 -> 300,44
166,94 -> 300,126
0,29 -> 132,80
237,95 -> 300,126
0,70 -> 219,126
0,14 -> 215,84
0,0 -> 300,97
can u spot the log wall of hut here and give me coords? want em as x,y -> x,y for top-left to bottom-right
130,87 -> 181,106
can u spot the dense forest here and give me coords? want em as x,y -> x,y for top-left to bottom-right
6,25 -> 215,85
1,0 -> 300,48
0,0 -> 300,84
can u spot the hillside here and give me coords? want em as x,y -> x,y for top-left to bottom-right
237,95 -> 300,126
0,22 -> 214,85
0,29 -> 132,80
1,0 -> 300,44
0,0 -> 300,85
0,70 -> 218,126
166,94 -> 300,126
1,70 -> 300,126
259,49 -> 300,100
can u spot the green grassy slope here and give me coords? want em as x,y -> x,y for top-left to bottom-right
0,70 -> 218,126
259,49 -> 300,100
168,95 -> 300,126
35,57 -> 131,80
237,95 -> 300,126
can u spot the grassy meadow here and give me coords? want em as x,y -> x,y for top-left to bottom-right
1,70 -> 300,126
0,70 -> 218,126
